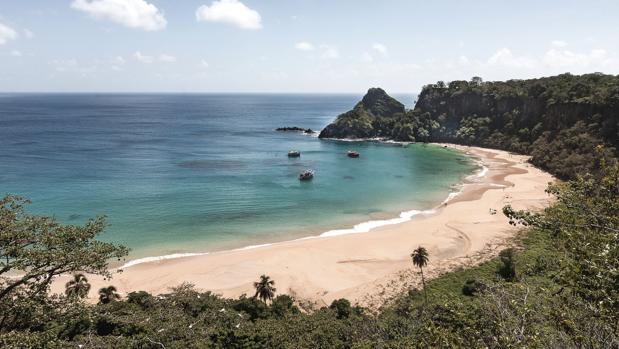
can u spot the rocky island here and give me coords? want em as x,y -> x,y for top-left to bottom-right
318,87 -> 405,139
276,126 -> 314,133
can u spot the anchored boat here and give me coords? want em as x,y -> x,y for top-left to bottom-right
347,151 -> 360,158
288,150 -> 301,158
298,169 -> 314,180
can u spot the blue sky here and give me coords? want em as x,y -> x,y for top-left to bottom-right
0,0 -> 618,92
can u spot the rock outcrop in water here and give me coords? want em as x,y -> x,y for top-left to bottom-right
318,88 -> 405,139
276,127 -> 314,134
319,74 -> 619,180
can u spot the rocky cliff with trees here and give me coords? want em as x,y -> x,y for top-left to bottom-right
320,73 -> 619,179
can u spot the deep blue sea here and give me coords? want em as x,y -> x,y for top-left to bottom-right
0,94 -> 476,260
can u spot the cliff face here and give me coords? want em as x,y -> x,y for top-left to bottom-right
318,88 -> 405,139
319,73 -> 619,179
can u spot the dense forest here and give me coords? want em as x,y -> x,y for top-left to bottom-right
320,73 -> 619,179
1,74 -> 618,348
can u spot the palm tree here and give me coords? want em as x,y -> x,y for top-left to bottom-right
65,273 -> 91,299
253,275 -> 276,303
98,285 -> 121,304
411,246 -> 429,303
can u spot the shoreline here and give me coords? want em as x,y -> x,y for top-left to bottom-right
50,145 -> 554,308
112,143 -> 481,269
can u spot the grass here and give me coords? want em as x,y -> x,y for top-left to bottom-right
400,226 -> 561,306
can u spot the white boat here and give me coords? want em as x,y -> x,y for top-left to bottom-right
299,169 -> 314,180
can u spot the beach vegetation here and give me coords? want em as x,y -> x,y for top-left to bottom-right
98,285 -> 121,304
253,274 -> 276,304
497,248 -> 517,281
411,246 -> 429,303
64,273 -> 91,299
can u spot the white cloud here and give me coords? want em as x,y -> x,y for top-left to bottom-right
112,56 -> 126,65
23,29 -> 34,39
133,51 -> 177,63
543,48 -> 611,68
71,0 -> 167,31
196,0 -> 262,30
294,42 -> 314,51
487,48 -> 537,68
0,22 -> 18,45
200,59 -> 209,68
372,43 -> 387,56
10,50 -> 22,57
159,54 -> 176,63
133,51 -> 154,63
551,40 -> 568,47
51,58 -> 79,72
360,52 -> 373,63
484,47 -> 618,74
321,46 -> 339,59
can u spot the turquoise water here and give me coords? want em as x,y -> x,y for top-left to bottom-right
0,94 -> 476,258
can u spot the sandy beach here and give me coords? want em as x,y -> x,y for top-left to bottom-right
51,145 -> 554,308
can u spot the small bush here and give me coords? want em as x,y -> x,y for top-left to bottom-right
497,248 -> 517,281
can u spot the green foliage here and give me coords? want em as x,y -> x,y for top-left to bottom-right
411,246 -> 430,303
64,273 -> 91,299
505,152 -> 619,321
497,248 -> 517,281
329,298 -> 352,319
253,274 -> 276,304
461,279 -> 485,296
0,194 -> 128,336
127,290 -> 156,309
0,195 -> 128,302
270,294 -> 299,318
98,285 -> 121,304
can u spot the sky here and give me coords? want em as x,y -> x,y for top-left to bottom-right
0,0 -> 618,93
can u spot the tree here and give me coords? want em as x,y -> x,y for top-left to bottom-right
64,273 -> 91,299
270,294 -> 299,318
411,246 -> 429,303
470,76 -> 483,86
0,195 -> 128,303
98,286 -> 121,304
497,248 -> 517,281
330,299 -> 352,319
253,275 -> 276,304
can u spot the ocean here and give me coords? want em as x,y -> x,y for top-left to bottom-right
0,93 -> 477,261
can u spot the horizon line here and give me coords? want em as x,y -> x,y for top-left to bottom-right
0,90 -> 419,95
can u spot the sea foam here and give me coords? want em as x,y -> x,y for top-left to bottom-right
119,252 -> 210,269
319,209 -> 436,237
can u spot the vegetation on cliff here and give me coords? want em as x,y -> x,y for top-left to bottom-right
320,73 -> 619,179
319,87 -> 405,139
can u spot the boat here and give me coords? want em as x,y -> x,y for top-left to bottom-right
298,169 -> 314,180
288,150 -> 301,158
347,151 -> 360,158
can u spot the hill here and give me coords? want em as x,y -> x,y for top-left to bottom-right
320,73 -> 619,179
